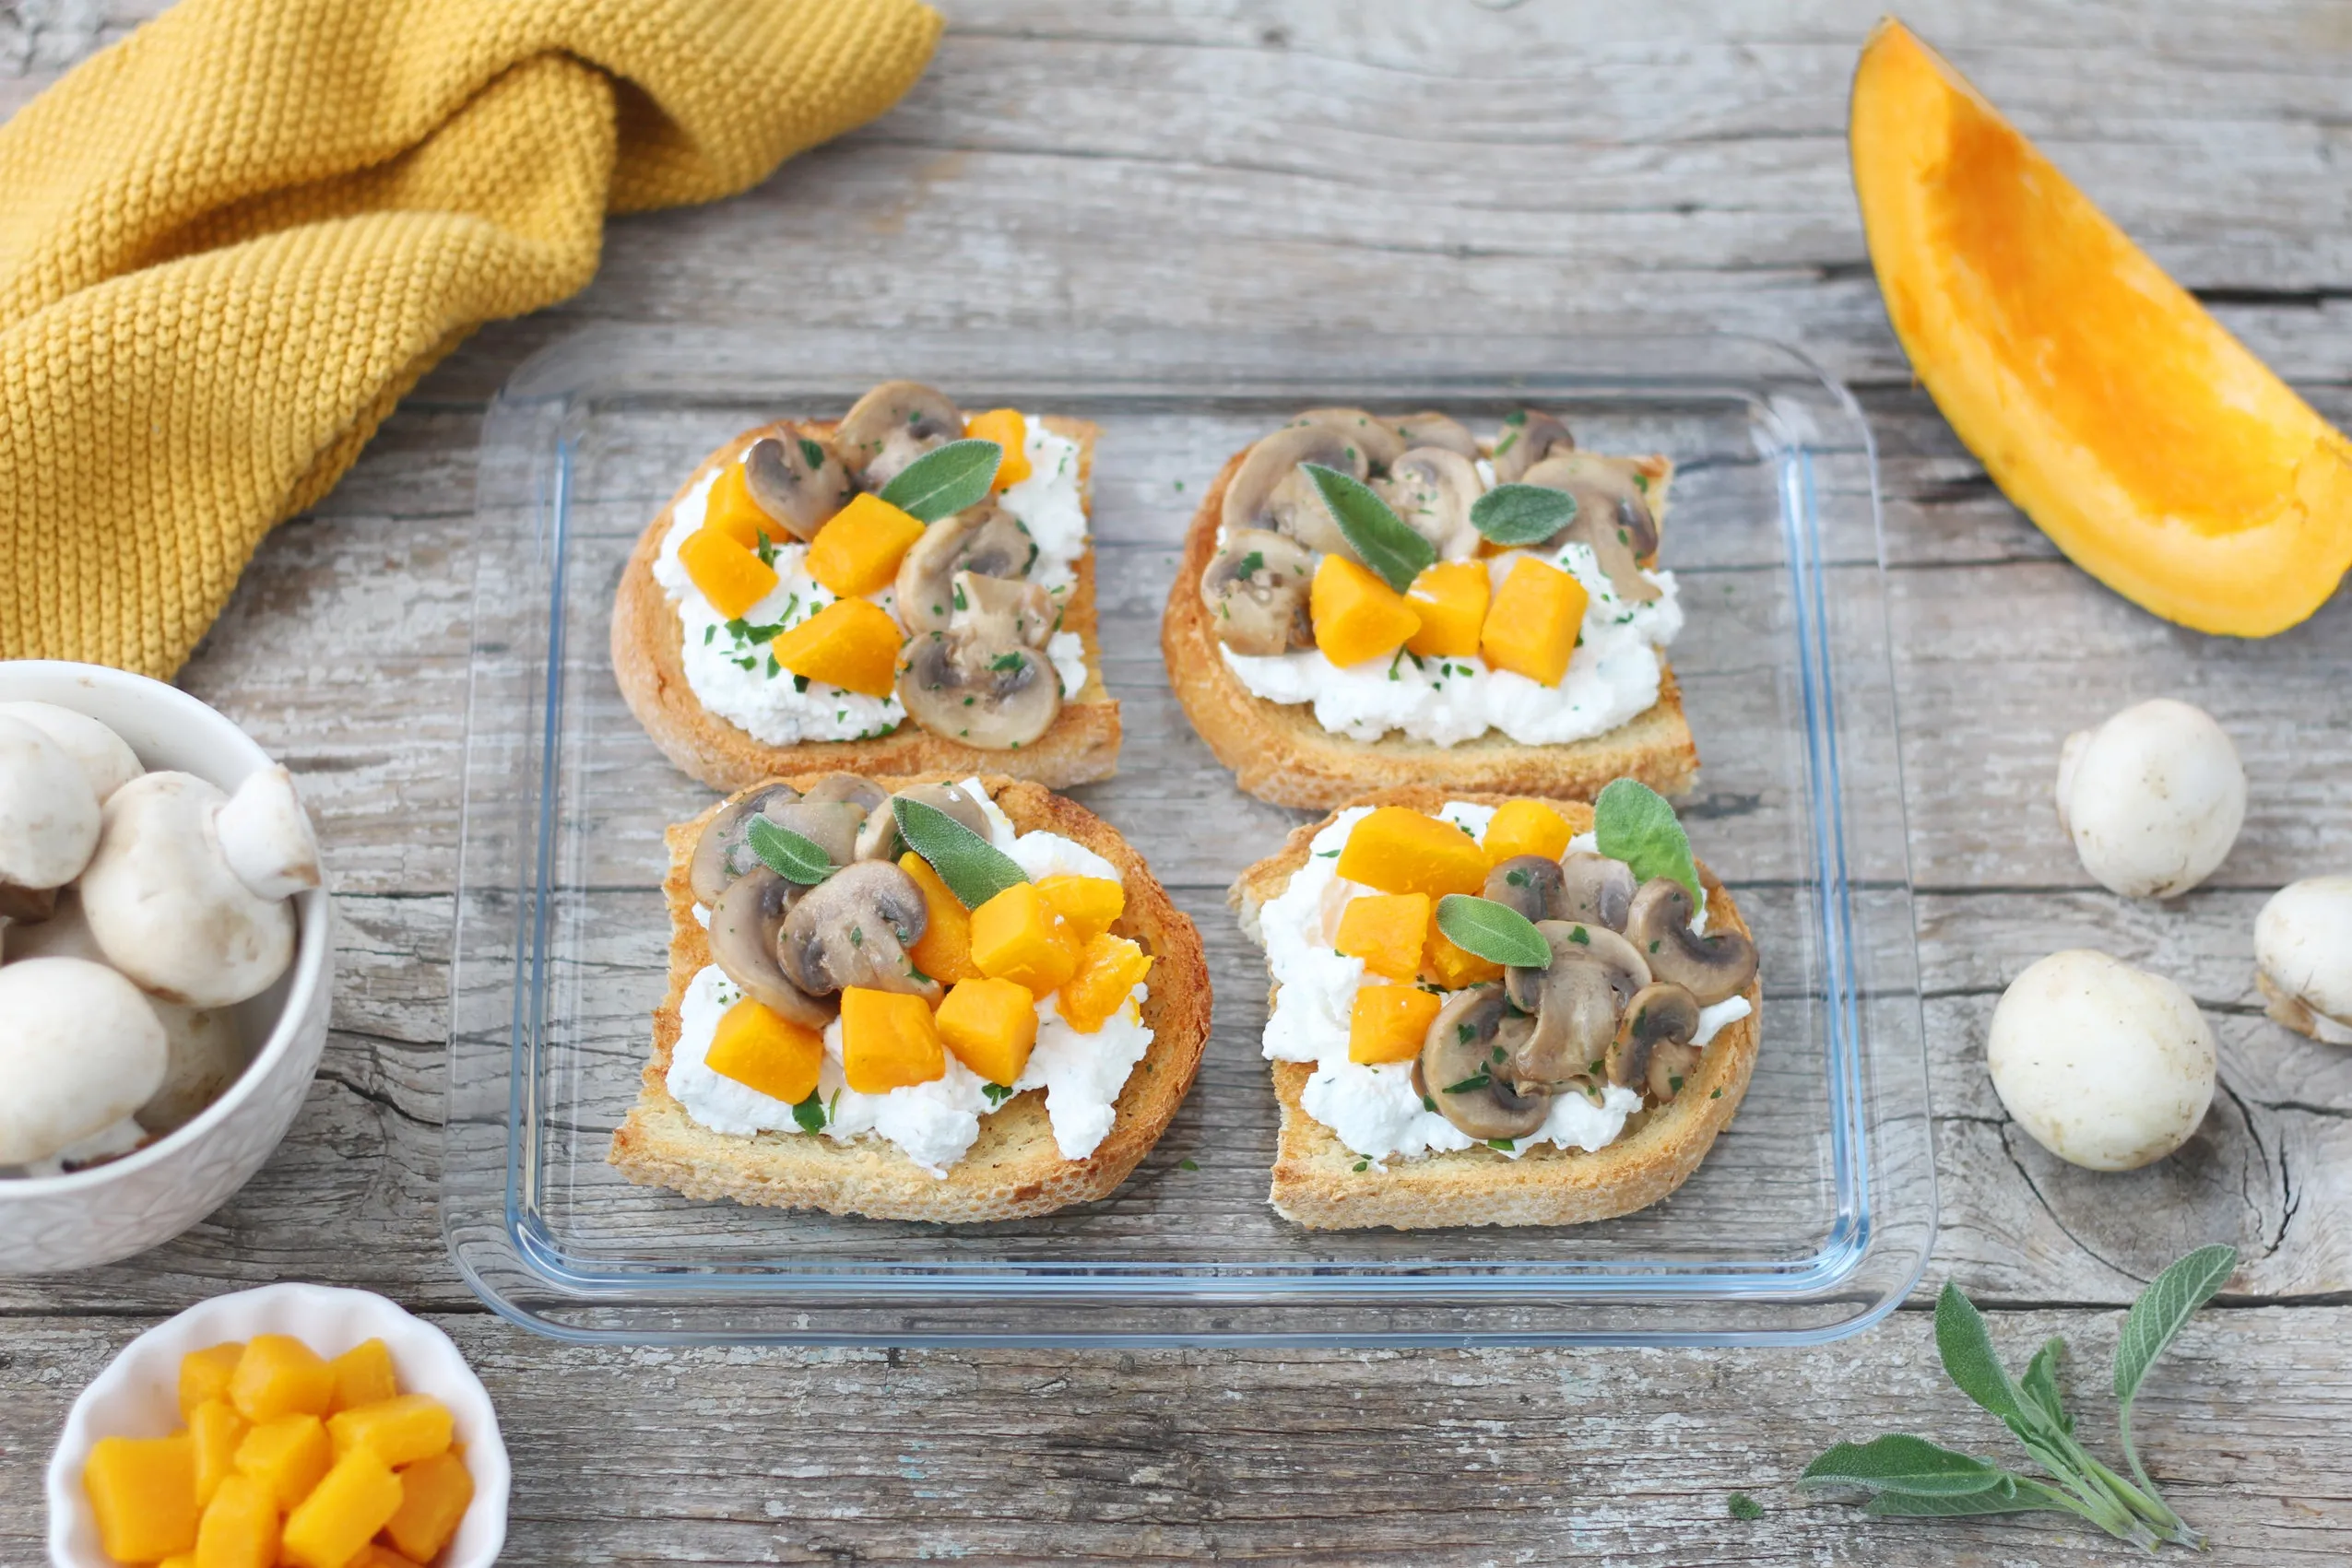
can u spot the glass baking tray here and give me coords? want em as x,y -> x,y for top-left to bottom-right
446,325 -> 1932,1345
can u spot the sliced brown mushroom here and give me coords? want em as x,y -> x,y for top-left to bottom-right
1288,408 -> 1407,470
1220,423 -> 1369,559
800,772 -> 889,815
835,381 -> 965,489
1504,921 -> 1653,1088
742,432 -> 855,541
893,501 -> 1037,633
898,631 -> 1061,750
1625,878 -> 1758,1007
1521,453 -> 1662,604
855,781 -> 992,863
760,798 -> 869,868
708,867 -> 835,1031
1503,921 -> 1651,1014
1201,527 -> 1317,656
1394,412 -> 1480,461
776,860 -> 939,1001
1488,408 -> 1575,485
1607,981 -> 1703,1100
1558,850 -> 1637,931
956,572 -> 1056,648
690,784 -> 802,906
1483,855 -> 1567,924
1374,447 -> 1482,560
1418,985 -> 1550,1141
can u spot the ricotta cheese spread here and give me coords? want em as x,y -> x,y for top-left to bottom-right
653,417 -> 1092,747
665,779 -> 1153,1176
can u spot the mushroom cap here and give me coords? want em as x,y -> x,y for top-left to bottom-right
690,783 -> 802,907
2054,699 -> 2246,900
856,782 -> 990,863
1520,454 -> 1662,603
744,432 -> 855,541
1489,408 -> 1575,485
836,381 -> 964,489
1988,949 -> 2216,1171
801,772 -> 891,814
78,771 -> 296,1008
0,957 -> 168,1165
1221,424 -> 1369,556
1483,855 -> 1568,925
1201,527 -> 1317,656
898,631 -> 1061,750
1606,981 -> 1702,1097
1419,984 -> 1551,1140
0,713 -> 102,895
707,865 -> 835,1031
1508,952 -> 1625,1090
215,766 -> 322,902
776,860 -> 939,1000
1287,408 -> 1407,470
1394,412 -> 1480,461
0,701 -> 142,802
1374,447 -> 1483,560
894,503 -> 1038,635
2254,877 -> 2352,1038
1503,919 -> 1651,1014
1625,878 -> 1757,1007
1557,850 -> 1637,932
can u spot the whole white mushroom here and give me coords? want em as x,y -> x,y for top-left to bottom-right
2054,699 -> 2245,900
0,701 -> 142,802
1988,949 -> 2216,1172
2254,878 -> 2352,1045
0,957 -> 168,1167
0,713 -> 102,921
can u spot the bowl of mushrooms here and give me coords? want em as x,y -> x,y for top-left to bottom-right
0,660 -> 332,1272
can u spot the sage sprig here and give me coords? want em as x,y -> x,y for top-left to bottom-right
1302,463 -> 1436,592
1801,1245 -> 2238,1550
1434,894 -> 1552,970
892,795 -> 1026,909
879,439 -> 1004,522
1470,483 -> 1577,547
745,817 -> 835,885
1592,778 -> 1701,906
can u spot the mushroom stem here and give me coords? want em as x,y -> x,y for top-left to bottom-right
216,766 -> 323,901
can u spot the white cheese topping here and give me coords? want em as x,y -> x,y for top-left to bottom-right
654,418 -> 1091,746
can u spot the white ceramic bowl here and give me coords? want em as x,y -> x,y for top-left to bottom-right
46,1283 -> 510,1567
0,660 -> 333,1272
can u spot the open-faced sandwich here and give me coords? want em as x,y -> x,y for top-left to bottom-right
614,383 -> 1120,793
1230,780 -> 1759,1230
609,772 -> 1211,1221
1163,407 -> 1696,809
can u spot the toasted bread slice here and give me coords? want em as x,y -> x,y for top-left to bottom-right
609,774 -> 1211,1222
614,418 -> 1120,794
1230,787 -> 1760,1231
1163,446 -> 1700,810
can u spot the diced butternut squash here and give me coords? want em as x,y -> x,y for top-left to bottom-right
968,882 -> 1081,996
1335,807 -> 1489,901
703,458 -> 785,549
229,1334 -> 335,1423
899,852 -> 983,984
766,595 -> 903,698
1483,798 -> 1575,867
805,492 -> 928,598
839,987 -> 947,1093
1349,984 -> 1445,1065
964,408 -> 1032,490
1334,891 -> 1432,982
1311,554 -> 1421,667
1424,922 -> 1505,990
232,1413 -> 330,1511
179,1342 -> 245,1419
84,1432 -> 198,1563
1403,560 -> 1491,659
189,1397 -> 248,1509
160,1556 -> 196,1568
382,1450 -> 475,1564
1035,874 -> 1124,942
324,1338 -> 397,1417
1481,556 -> 1589,686
350,1545 -> 428,1568
281,1447 -> 403,1568
1057,933 -> 1153,1033
678,526 -> 780,621
326,1394 -> 452,1469
703,997 -> 825,1106
935,976 -> 1040,1086
194,1473 -> 278,1568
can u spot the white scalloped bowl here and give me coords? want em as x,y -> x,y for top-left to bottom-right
0,660 -> 333,1272
47,1283 -> 510,1567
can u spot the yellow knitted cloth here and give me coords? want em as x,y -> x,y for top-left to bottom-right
0,0 -> 940,676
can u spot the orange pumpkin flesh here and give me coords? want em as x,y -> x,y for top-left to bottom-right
1851,19 -> 2352,636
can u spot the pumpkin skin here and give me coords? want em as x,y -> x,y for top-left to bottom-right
1850,19 -> 2352,637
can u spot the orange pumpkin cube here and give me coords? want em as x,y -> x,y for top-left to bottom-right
968,882 -> 1081,996
382,1450 -> 475,1563
678,526 -> 781,621
179,1342 -> 245,1419
350,1545 -> 428,1568
281,1447 -> 403,1568
766,595 -> 903,698
1311,554 -> 1421,668
702,458 -> 786,548
805,492 -> 928,599
325,1338 -> 398,1417
1334,891 -> 1432,982
1483,798 -> 1575,867
839,987 -> 947,1093
900,852 -> 983,983
1403,560 -> 1491,659
1349,984 -> 1446,1065
326,1393 -> 453,1468
1481,556 -> 1589,686
964,408 -> 1032,490
935,976 -> 1040,1086
229,1334 -> 335,1423
232,1413 -> 331,1510
1423,921 -> 1505,990
194,1472 -> 278,1568
1035,873 -> 1125,942
1335,808 -> 1489,901
189,1397 -> 248,1508
84,1432 -> 197,1563
1057,933 -> 1153,1034
703,997 -> 825,1106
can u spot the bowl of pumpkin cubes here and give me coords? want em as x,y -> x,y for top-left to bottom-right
46,1282 -> 507,1568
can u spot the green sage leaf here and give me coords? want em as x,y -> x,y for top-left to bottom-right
1933,1280 -> 2028,1428
2115,1244 -> 2236,1406
2020,1337 -> 2072,1435
1434,894 -> 1552,970
745,817 -> 835,885
1862,1479 -> 2076,1520
879,439 -> 1005,523
1302,462 -> 1436,593
893,795 -> 1026,909
1799,1435 -> 2014,1498
1471,483 -> 1577,547
1592,777 -> 1702,906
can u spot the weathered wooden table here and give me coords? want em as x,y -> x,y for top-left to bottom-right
7,2 -> 2351,1562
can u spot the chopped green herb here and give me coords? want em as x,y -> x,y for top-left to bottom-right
1727,1493 -> 1762,1522
798,437 -> 826,470
1239,550 -> 1266,578
790,1090 -> 827,1134
1488,1138 -> 1514,1151
1442,1072 -> 1492,1094
1178,1157 -> 1198,1171
1353,1160 -> 1369,1173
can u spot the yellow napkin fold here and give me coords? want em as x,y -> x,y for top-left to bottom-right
0,0 -> 940,676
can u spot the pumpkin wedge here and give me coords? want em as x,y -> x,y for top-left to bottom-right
1851,19 -> 2352,636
